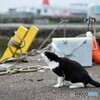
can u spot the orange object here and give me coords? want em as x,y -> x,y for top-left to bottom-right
92,37 -> 100,63
86,31 -> 100,63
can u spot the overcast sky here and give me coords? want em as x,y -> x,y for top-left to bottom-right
0,0 -> 100,12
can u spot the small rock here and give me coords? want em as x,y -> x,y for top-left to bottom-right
37,79 -> 44,82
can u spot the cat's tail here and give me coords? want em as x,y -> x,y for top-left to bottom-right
89,78 -> 100,87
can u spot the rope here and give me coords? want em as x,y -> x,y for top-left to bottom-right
38,20 -> 68,49
0,64 -> 45,75
0,43 -> 53,75
51,38 -> 86,57
0,51 -> 50,75
93,19 -> 96,36
8,31 -> 26,57
0,20 -> 69,75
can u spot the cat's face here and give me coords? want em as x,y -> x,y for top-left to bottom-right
41,51 -> 51,63
42,51 -> 59,62
41,51 -> 59,70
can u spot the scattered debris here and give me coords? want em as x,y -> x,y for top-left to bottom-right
28,79 -> 34,82
37,79 -> 44,82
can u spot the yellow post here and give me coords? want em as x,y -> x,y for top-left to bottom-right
0,26 -> 28,62
17,25 -> 39,54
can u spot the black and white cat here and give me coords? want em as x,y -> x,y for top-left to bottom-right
42,51 -> 100,88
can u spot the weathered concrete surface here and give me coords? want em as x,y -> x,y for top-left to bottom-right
0,55 -> 100,100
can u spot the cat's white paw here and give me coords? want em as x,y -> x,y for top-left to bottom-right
69,85 -> 78,89
54,83 -> 64,88
69,83 -> 85,89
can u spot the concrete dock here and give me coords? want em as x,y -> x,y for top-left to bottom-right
0,54 -> 100,100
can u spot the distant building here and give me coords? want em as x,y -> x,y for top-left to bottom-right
36,0 -> 87,17
68,3 -> 88,18
6,7 -> 33,18
6,0 -> 88,18
8,8 -> 17,14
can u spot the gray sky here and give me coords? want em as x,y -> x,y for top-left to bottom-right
0,0 -> 100,12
